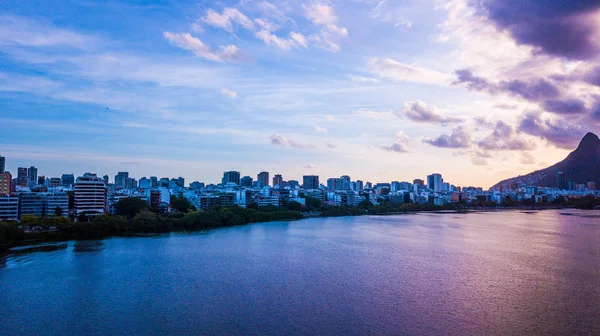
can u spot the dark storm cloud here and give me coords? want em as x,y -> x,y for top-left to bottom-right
542,99 -> 587,114
476,0 -> 600,60
500,79 -> 560,101
454,69 -> 491,91
478,121 -> 536,151
518,112 -> 584,149
454,69 -> 560,102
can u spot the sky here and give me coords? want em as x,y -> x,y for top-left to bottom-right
1,0 -> 600,188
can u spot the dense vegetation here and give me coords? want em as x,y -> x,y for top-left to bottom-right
0,204 -> 303,250
2,194 -> 598,251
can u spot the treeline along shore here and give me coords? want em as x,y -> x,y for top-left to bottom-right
1,195 -> 599,252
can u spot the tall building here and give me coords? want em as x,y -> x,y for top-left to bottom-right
0,172 -> 12,194
413,179 -> 425,187
257,171 -> 269,187
44,192 -> 69,217
340,175 -> 351,190
74,173 -> 107,215
139,177 -> 150,189
61,174 -> 75,187
427,174 -> 443,192
273,174 -> 284,187
240,176 -> 254,187
150,176 -> 158,188
556,172 -> 567,190
102,175 -> 109,185
222,171 -> 241,185
587,182 -> 597,191
355,180 -> 364,192
125,177 -> 137,189
327,178 -> 342,191
19,192 -> 46,218
303,175 -> 319,190
37,175 -> 46,186
49,177 -> 61,187
17,167 -> 28,187
115,172 -> 129,188
0,194 -> 18,221
27,166 -> 38,185
0,155 -> 5,173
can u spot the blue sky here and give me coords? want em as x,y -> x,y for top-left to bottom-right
2,0 -> 599,188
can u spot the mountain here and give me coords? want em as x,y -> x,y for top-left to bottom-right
491,132 -> 600,190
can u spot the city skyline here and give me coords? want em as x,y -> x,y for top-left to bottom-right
2,1 -> 600,189
0,154 -> 471,190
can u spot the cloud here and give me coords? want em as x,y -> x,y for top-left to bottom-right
520,152 -> 536,165
309,23 -> 348,52
304,3 -> 337,25
541,99 -> 586,115
325,142 -> 337,149
314,126 -> 327,133
377,130 -> 410,153
301,3 -> 347,52
255,30 -> 307,50
269,133 -> 313,149
304,164 -> 320,169
220,88 -> 237,99
324,115 -> 335,121
518,112 -> 584,149
475,0 -> 600,60
493,103 -> 518,110
424,126 -> 472,148
368,58 -> 450,85
355,109 -> 393,120
478,121 -> 536,151
378,143 -> 408,153
348,75 -> 378,83
471,156 -> 490,166
501,78 -> 560,102
202,8 -> 255,32
163,32 -> 245,63
454,69 -> 560,102
254,18 -> 279,32
396,100 -> 463,125
0,15 -> 98,49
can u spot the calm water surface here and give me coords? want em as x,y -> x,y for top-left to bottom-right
1,210 -> 600,335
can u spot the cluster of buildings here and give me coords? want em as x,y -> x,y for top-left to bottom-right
1,153 -> 597,221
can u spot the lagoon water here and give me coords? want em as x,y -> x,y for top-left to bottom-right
1,210 -> 600,335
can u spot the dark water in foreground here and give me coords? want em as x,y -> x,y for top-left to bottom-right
1,210 -> 600,335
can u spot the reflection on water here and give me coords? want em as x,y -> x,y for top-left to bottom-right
8,242 -> 68,255
0,209 -> 599,336
73,241 -> 105,253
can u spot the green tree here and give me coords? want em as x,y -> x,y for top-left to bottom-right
304,196 -> 322,210
54,206 -> 64,217
20,214 -> 40,232
170,196 -> 193,213
115,197 -> 148,217
285,201 -> 304,212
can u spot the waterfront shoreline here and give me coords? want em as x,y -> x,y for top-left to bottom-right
3,205 -> 594,254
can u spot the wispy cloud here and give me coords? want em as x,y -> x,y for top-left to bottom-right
163,32 -> 246,63
368,58 -> 450,85
220,88 -> 238,99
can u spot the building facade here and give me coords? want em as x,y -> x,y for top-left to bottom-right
257,171 -> 269,188
222,171 -> 241,185
303,175 -> 319,190
272,174 -> 284,187
74,173 -> 107,215
0,194 -> 18,221
0,172 -> 12,194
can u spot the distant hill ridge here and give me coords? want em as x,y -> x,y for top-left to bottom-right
491,132 -> 600,190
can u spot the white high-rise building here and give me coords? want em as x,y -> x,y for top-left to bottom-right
74,173 -> 107,215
